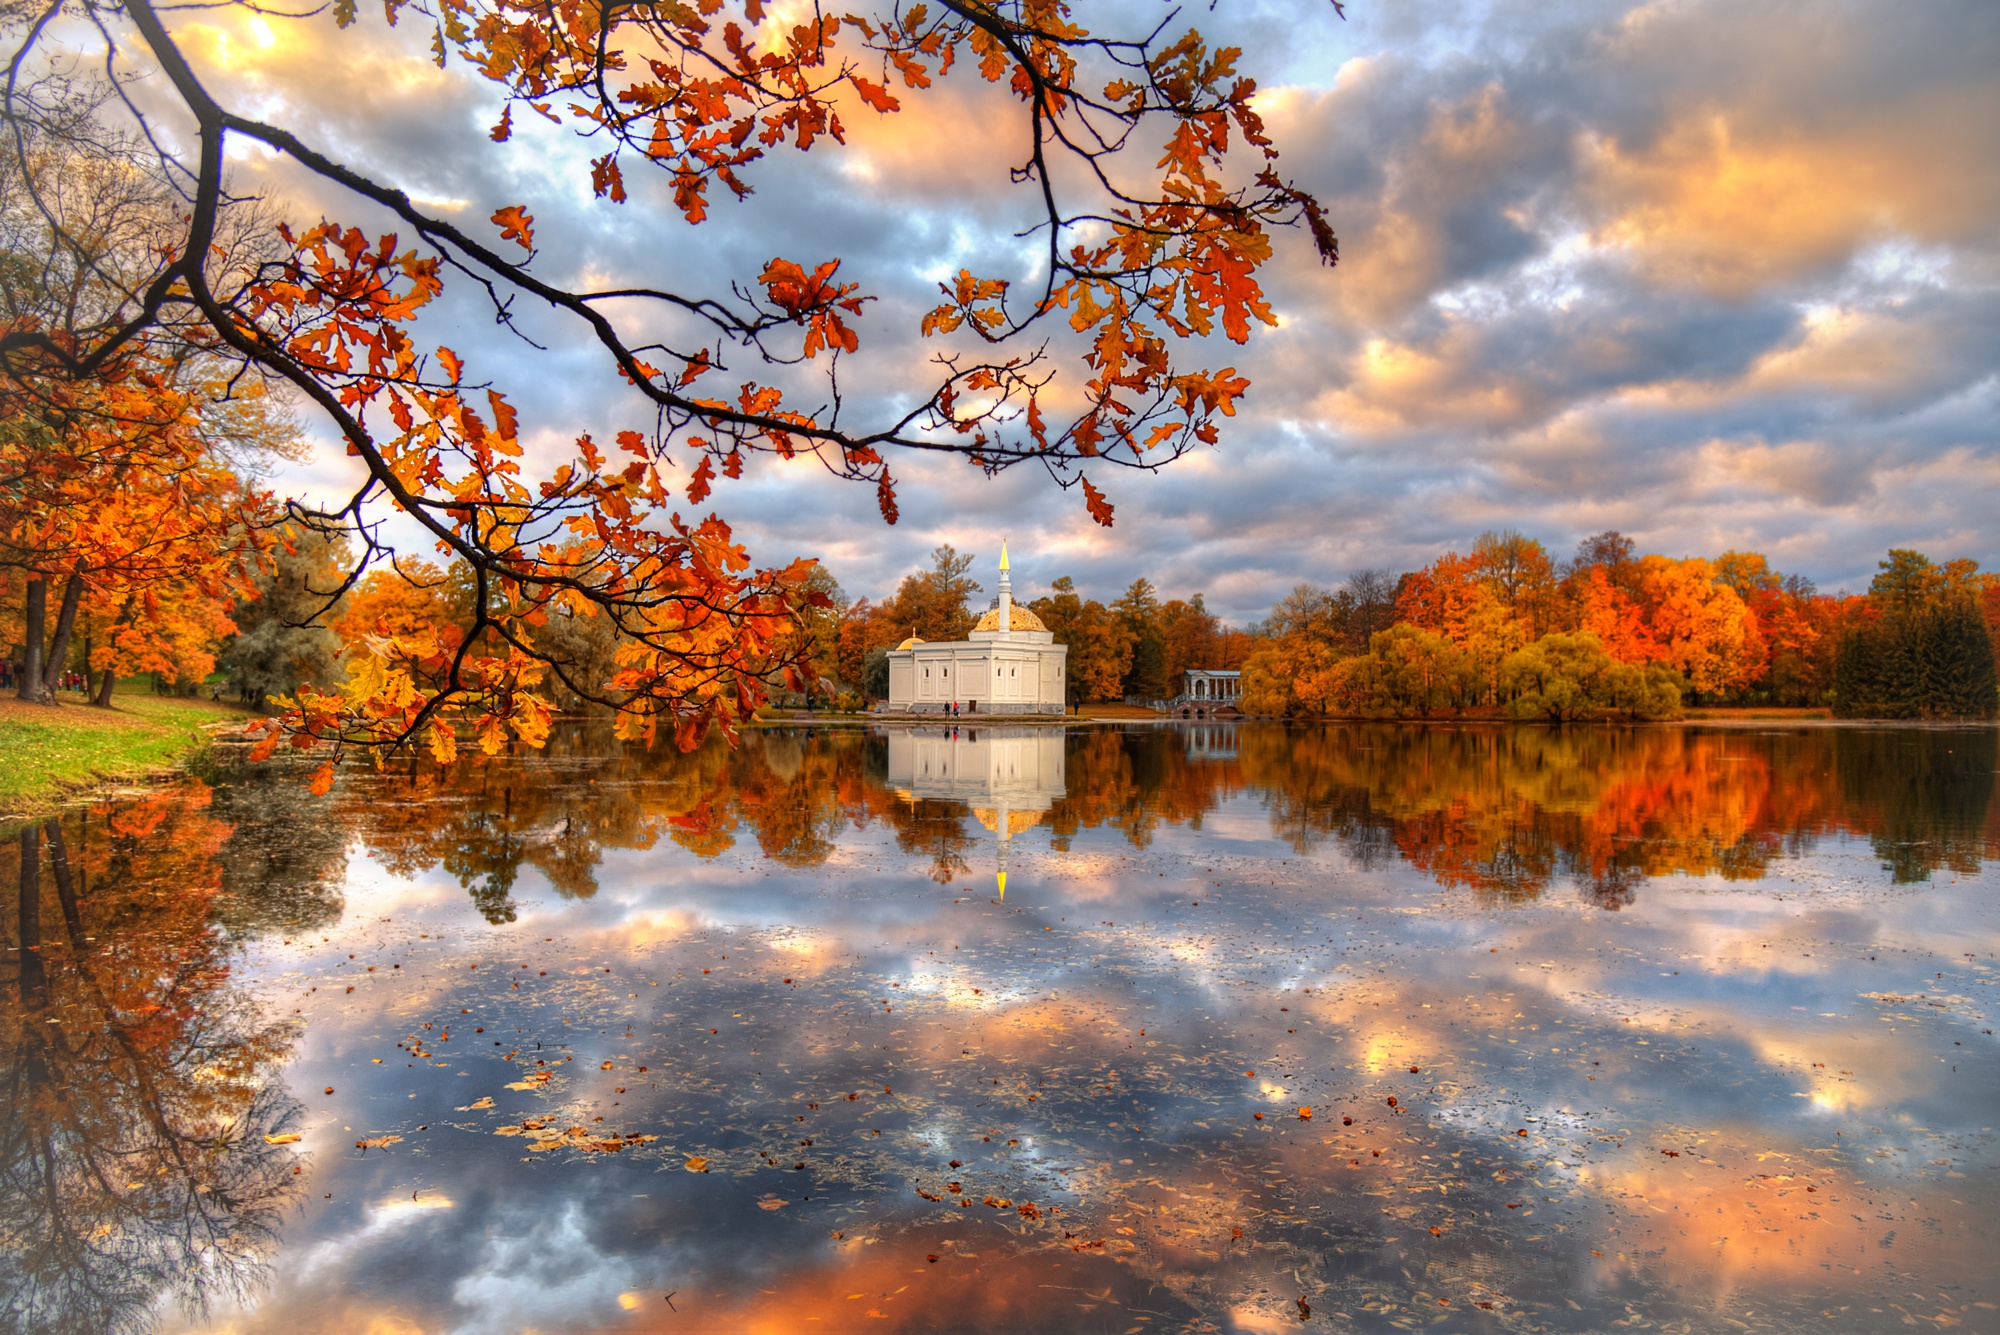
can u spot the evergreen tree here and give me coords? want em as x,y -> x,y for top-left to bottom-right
1921,598 -> 1998,718
1114,578 -> 1166,700
1833,572 -> 1996,720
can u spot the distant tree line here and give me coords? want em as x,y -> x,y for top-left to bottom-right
30,523 -> 1988,724
1260,537 -> 1995,720
804,534 -> 1998,720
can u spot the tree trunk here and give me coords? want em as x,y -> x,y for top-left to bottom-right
18,576 -> 46,702
40,570 -> 83,700
47,819 -> 83,945
17,823 -> 44,1008
92,593 -> 136,708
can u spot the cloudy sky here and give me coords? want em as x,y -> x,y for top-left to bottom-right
136,0 -> 2000,622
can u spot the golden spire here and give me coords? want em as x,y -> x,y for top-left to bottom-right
998,540 -> 1012,633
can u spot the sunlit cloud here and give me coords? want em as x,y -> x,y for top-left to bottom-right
159,0 -> 2000,614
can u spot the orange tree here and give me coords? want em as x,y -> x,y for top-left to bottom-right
1,91 -> 286,702
0,370 -> 276,703
3,0 -> 1339,774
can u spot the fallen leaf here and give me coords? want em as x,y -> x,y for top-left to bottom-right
685,1156 -> 710,1173
263,1133 -> 302,1145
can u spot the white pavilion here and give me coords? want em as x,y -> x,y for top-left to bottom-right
886,543 -> 1067,714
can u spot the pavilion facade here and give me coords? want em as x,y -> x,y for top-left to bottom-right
885,544 -> 1068,714
1181,669 -> 1242,705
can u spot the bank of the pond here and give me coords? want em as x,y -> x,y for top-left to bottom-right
0,694 -> 254,821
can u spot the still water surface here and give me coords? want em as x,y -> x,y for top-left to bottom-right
4,722 -> 1997,1334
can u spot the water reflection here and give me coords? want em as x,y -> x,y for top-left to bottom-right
3,799 -> 310,1333
1244,725 -> 1999,902
2,722 -> 1995,1334
888,727 -> 1067,895
323,723 -> 1999,912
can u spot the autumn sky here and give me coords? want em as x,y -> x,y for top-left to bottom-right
149,0 -> 2000,621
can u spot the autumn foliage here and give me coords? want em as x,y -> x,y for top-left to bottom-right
1232,530 -> 1997,720
3,0 -> 1336,764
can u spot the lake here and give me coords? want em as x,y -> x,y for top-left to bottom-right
4,722 -> 1996,1334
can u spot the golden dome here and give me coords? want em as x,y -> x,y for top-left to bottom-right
896,636 -> 926,650
973,808 -> 1044,836
973,604 -> 1046,633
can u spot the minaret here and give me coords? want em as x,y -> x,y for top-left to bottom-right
998,540 -> 1012,635
995,797 -> 1009,900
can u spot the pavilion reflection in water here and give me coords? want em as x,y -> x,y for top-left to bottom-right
1180,721 -> 1239,760
884,726 -> 1067,896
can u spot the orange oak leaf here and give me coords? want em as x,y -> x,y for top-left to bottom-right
491,205 -> 534,252
1080,474 -> 1114,527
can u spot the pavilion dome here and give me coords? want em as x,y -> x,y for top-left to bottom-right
973,604 -> 1046,633
896,636 -> 926,650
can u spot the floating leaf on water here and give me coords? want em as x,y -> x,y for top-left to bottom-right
685,1156 -> 710,1172
458,1097 -> 496,1111
758,1195 -> 788,1210
263,1133 -> 302,1145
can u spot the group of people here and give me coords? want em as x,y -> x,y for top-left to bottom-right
0,662 -> 91,693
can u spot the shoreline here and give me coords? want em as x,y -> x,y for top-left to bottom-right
0,694 -> 255,828
14,704 -> 1988,825
753,708 -> 1998,732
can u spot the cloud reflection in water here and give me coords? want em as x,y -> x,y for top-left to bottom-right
4,722 -> 1993,1333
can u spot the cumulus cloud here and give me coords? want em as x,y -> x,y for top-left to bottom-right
122,0 -> 2000,616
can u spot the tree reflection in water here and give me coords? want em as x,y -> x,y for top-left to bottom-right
328,722 -> 1997,918
2,793 -> 314,1334
2,723 -> 1995,1332
1241,724 -> 1998,902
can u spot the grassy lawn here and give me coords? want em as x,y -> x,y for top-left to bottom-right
0,692 -> 253,820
